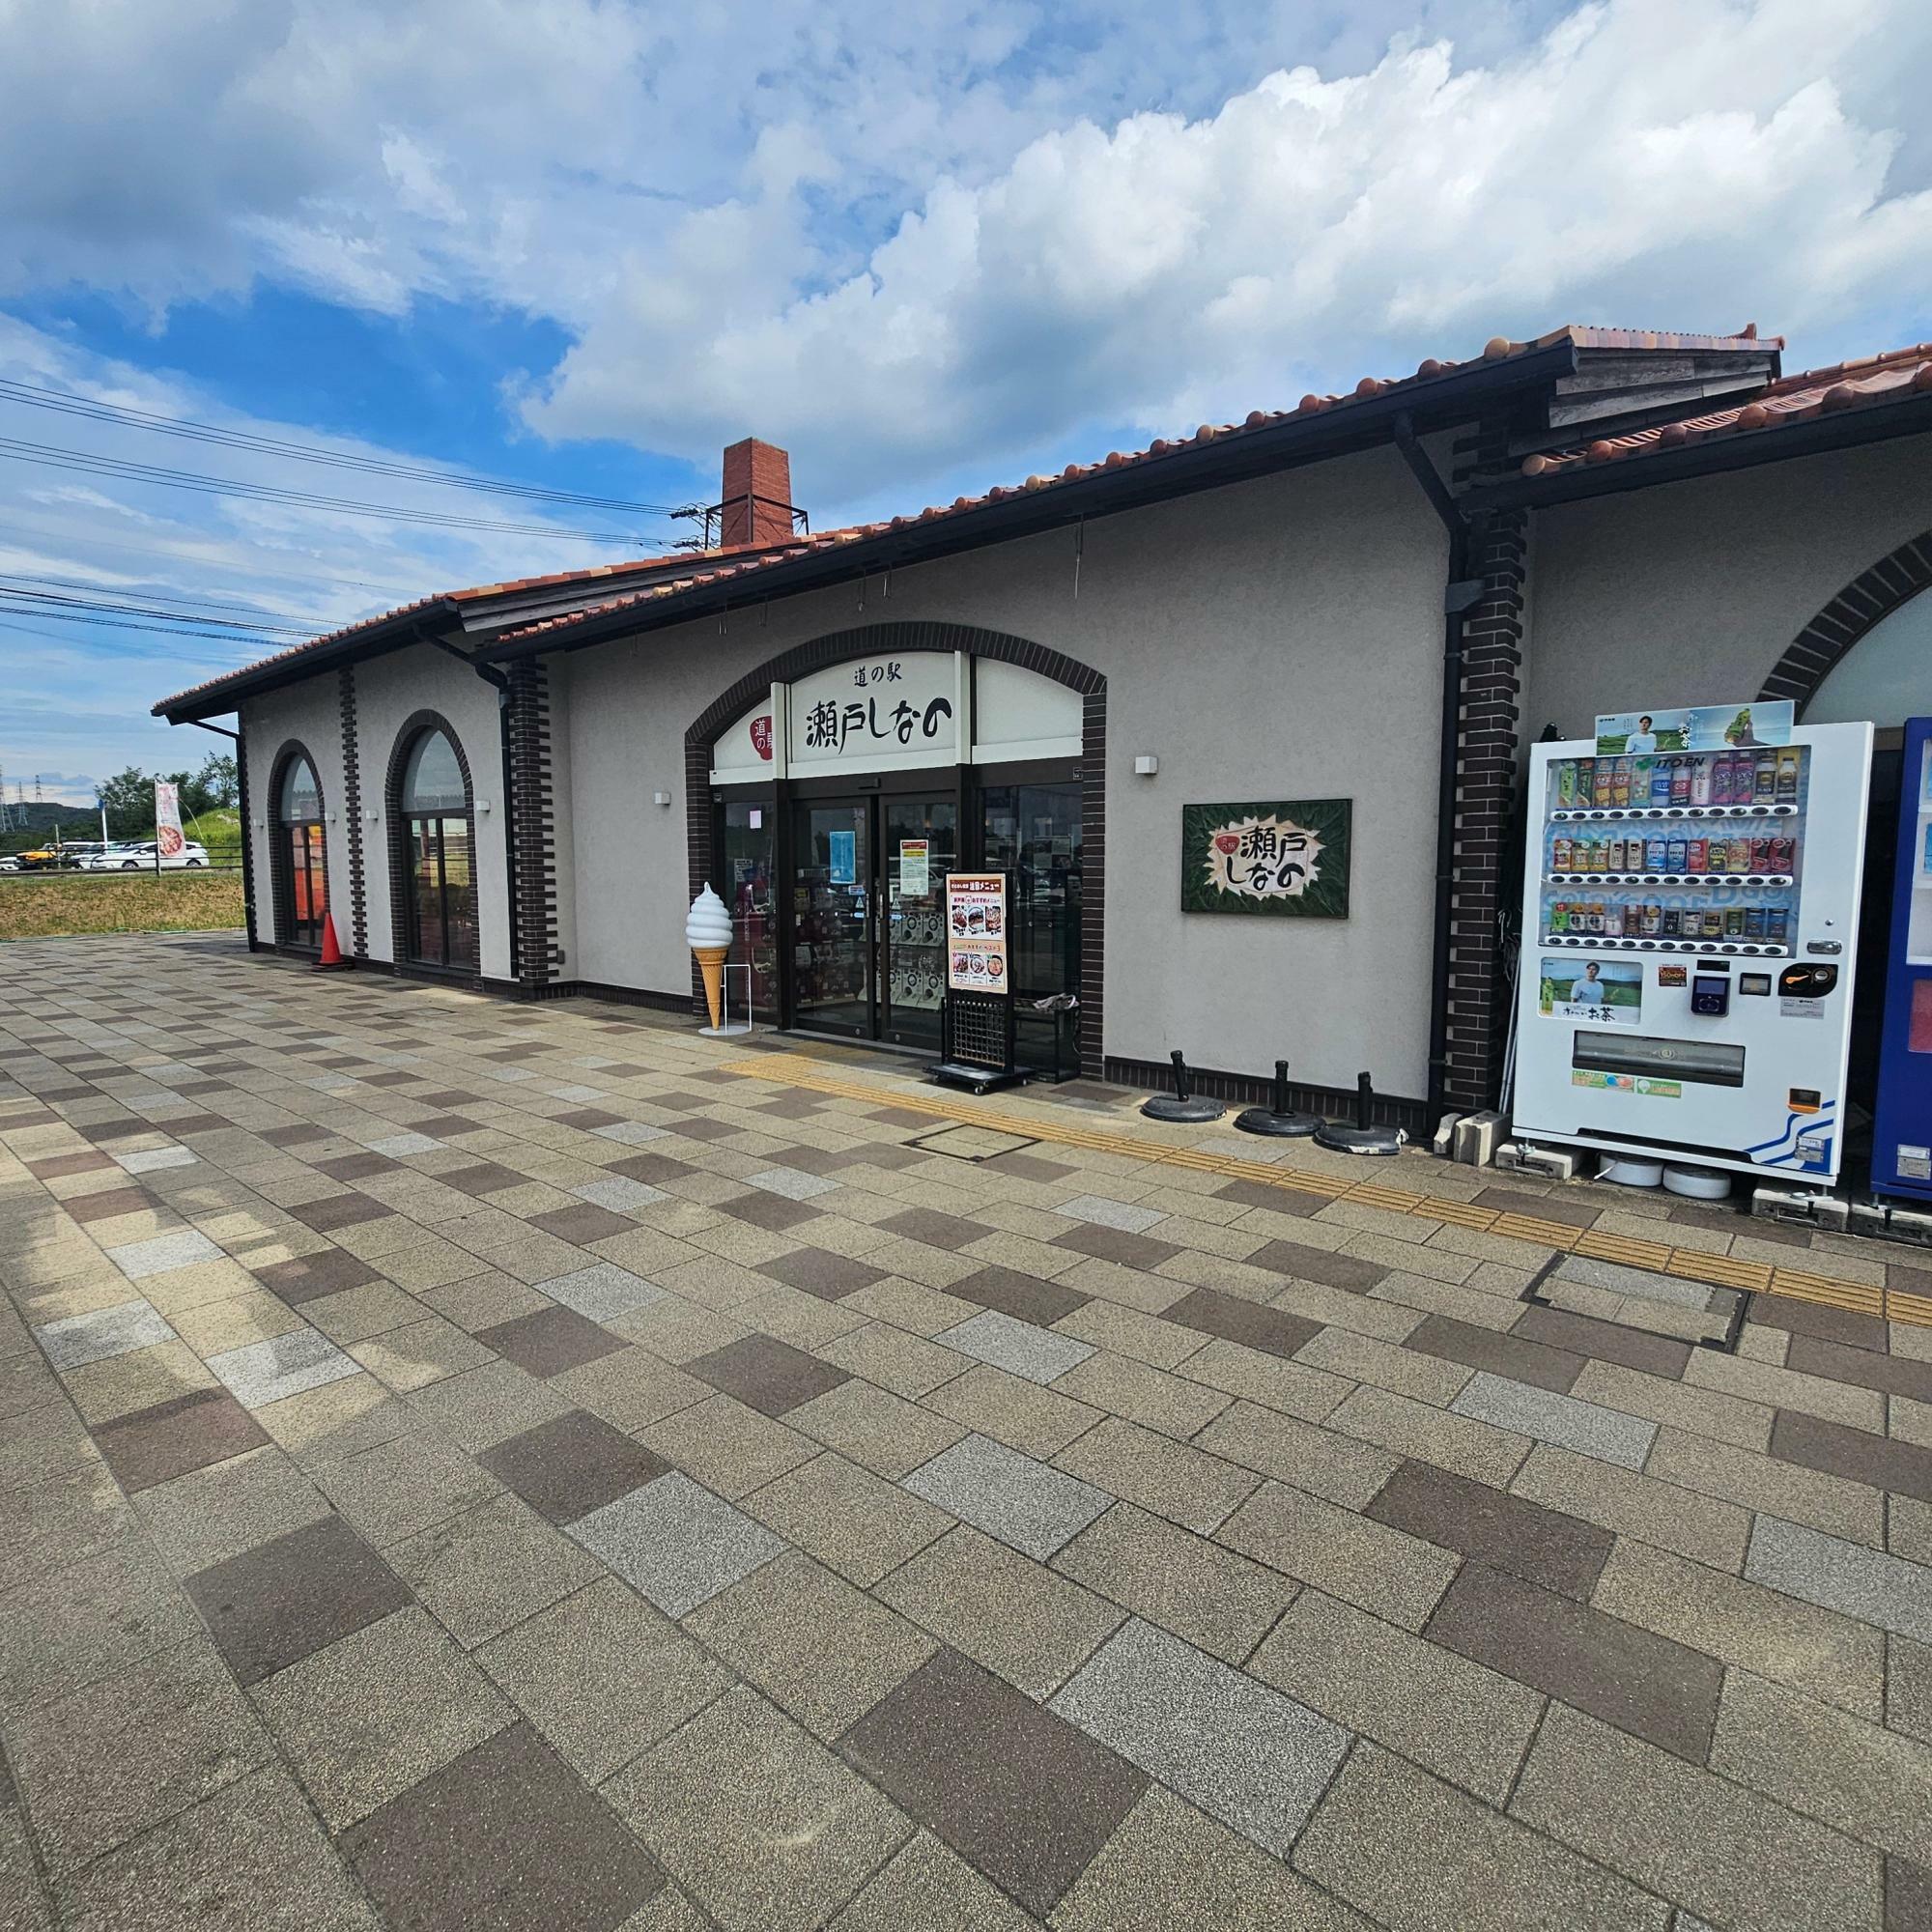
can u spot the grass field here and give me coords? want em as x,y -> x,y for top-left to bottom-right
0,871 -> 245,940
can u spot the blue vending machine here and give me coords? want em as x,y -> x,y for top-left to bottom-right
1873,717 -> 1932,1201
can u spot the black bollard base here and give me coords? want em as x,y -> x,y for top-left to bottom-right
1234,1104 -> 1321,1137
1311,1119 -> 1403,1155
1142,1093 -> 1226,1123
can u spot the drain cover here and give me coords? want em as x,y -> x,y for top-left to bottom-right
908,1123 -> 1040,1162
1527,1255 -> 1747,1351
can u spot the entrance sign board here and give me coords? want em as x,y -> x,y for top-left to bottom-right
789,652 -> 961,775
1179,800 -> 1351,918
946,873 -> 1009,991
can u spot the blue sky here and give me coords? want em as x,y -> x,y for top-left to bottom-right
2,0 -> 1929,804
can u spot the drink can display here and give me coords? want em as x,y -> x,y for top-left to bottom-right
1665,836 -> 1688,871
1769,835 -> 1795,872
1595,760 -> 1614,808
1767,904 -> 1789,943
1651,759 -> 1673,806
1728,836 -> 1751,872
1642,900 -> 1662,937
1776,748 -> 1801,803
1725,907 -> 1745,938
1559,762 -> 1578,809
1750,837 -> 1774,872
1576,758 -> 1594,808
1745,906 -> 1765,938
1550,900 -> 1568,932
1711,754 -> 1733,806
1608,760 -> 1627,808
1686,838 -> 1708,872
1605,901 -> 1625,938
1645,836 -> 1667,870
1551,835 -> 1571,871
1632,757 -> 1653,806
1703,908 -> 1723,939
1670,757 -> 1692,805
1754,751 -> 1777,801
1662,907 -> 1681,938
1690,756 -> 1712,807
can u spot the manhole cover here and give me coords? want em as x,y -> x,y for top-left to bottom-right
1527,1254 -> 1747,1351
908,1123 -> 1040,1162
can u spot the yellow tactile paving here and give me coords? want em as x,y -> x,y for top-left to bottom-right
720,1053 -> 1932,1328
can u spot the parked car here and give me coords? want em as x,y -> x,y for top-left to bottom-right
55,841 -> 106,868
86,839 -> 209,870
0,856 -> 19,872
16,843 -> 65,870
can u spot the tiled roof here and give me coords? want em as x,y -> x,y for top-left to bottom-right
149,539 -> 794,716
496,324 -> 1778,649
156,320 -> 1779,707
1521,343 -> 1932,479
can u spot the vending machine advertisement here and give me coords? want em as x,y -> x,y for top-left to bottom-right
1511,715 -> 1873,1185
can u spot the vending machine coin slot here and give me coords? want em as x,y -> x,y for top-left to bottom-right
1778,963 -> 1838,999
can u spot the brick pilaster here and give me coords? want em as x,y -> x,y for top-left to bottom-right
1440,423 -> 1529,1113
506,658 -> 559,987
338,665 -> 367,958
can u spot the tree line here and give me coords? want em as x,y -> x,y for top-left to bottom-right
96,753 -> 240,837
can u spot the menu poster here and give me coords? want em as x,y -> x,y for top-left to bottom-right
946,872 -> 1009,994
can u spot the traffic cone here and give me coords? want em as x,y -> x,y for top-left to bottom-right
313,910 -> 353,972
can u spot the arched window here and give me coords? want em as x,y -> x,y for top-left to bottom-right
272,749 -> 327,951
395,724 -> 477,971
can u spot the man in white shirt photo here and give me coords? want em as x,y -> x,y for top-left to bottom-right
1624,716 -> 1658,754
1571,962 -> 1605,1004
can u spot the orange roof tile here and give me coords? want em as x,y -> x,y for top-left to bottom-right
1521,343 -> 1932,480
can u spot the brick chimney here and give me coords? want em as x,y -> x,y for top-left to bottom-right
719,438 -> 795,549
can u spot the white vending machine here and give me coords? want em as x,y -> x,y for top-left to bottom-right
1511,715 -> 1873,1188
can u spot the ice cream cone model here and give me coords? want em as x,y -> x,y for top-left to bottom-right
686,885 -> 733,1030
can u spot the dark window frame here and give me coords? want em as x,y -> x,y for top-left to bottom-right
384,711 -> 480,980
267,740 -> 328,953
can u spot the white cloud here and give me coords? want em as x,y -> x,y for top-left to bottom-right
0,0 -> 1928,510
524,0 -> 1932,497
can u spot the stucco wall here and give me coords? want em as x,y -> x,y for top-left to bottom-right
242,678 -> 346,951
559,443 -> 1449,1097
1524,432 -> 1932,739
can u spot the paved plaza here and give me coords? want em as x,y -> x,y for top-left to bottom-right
4,931 -> 1932,1930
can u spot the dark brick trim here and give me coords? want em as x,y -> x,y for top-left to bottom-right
1760,530 -> 1932,713
1439,422 -> 1529,1116
1102,1054 -> 1429,1139
337,666 -> 367,958
236,719 -> 259,952
382,710 -> 480,987
506,659 -> 560,987
264,738 -> 326,952
684,621 -> 1107,1077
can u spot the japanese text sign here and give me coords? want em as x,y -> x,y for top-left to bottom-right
1179,800 -> 1350,918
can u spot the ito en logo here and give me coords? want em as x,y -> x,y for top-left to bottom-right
1204,813 -> 1321,901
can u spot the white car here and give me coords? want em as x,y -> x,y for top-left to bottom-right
86,840 -> 209,870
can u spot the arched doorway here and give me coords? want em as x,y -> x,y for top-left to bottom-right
686,623 -> 1104,1073
271,746 -> 327,952
390,719 -> 478,972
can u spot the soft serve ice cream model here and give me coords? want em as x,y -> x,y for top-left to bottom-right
686,885 -> 734,1030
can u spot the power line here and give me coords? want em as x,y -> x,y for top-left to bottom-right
0,584 -> 316,639
0,436 -> 655,543
0,571 -> 318,628
0,377 -> 690,519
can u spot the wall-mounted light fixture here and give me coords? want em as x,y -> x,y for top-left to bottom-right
475,800 -> 492,814
653,790 -> 672,807
1133,754 -> 1160,777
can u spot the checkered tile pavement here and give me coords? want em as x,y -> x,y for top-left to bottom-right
3,930 -> 1932,1930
